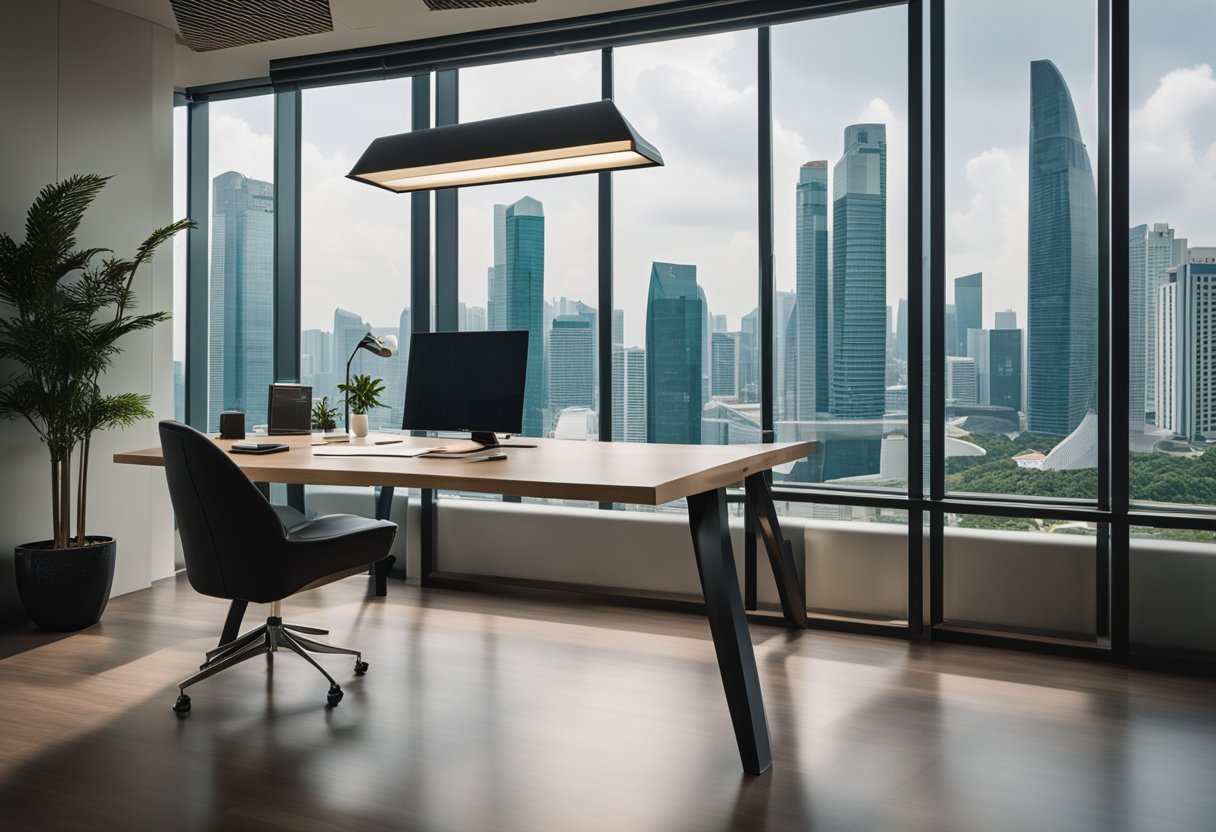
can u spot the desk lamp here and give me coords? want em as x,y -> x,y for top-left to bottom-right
344,333 -> 397,432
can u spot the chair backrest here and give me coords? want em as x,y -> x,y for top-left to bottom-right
158,421 -> 287,600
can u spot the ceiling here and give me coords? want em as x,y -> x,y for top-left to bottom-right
90,0 -> 668,88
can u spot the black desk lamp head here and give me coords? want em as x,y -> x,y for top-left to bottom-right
344,332 -> 397,431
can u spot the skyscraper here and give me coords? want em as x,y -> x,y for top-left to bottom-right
711,332 -> 739,399
487,204 -> 507,331
772,290 -> 796,419
549,313 -> 595,428
995,309 -> 1018,329
795,160 -> 829,420
1027,60 -> 1098,436
208,171 -> 274,431
1156,249 -> 1216,440
1128,227 -> 1148,432
646,262 -> 705,444
830,124 -> 887,419
968,328 -> 1023,411
497,196 -> 545,436
954,273 -> 983,357
1142,225 -> 1172,419
894,297 -> 909,361
946,356 -> 977,405
612,346 -> 647,442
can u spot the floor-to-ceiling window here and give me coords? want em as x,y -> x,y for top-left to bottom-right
173,104 -> 187,423
206,95 -> 275,432
299,79 -> 412,433
614,32 -> 759,451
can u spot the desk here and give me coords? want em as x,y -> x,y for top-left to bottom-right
116,433 -> 815,775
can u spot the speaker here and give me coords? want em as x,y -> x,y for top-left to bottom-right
219,411 -> 245,440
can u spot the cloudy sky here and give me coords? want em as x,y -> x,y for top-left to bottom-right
174,0 -> 1215,356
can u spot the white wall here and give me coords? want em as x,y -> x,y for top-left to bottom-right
0,0 -> 176,621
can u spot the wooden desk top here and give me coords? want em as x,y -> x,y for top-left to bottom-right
115,434 -> 816,506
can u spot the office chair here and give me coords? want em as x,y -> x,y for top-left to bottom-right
158,421 -> 397,717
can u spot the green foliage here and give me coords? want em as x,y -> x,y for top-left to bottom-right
311,396 -> 338,431
337,373 -> 386,415
0,174 -> 193,547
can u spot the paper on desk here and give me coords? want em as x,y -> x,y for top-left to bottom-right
312,444 -> 432,458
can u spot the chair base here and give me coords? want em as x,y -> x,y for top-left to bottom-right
172,614 -> 366,717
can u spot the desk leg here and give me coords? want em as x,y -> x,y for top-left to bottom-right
219,600 -> 249,647
744,473 -> 808,629
687,488 -> 772,776
372,486 -> 397,596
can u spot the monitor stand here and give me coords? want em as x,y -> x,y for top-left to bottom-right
470,431 -> 501,449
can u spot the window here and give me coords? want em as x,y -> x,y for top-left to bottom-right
771,6 -> 909,488
458,54 -> 600,441
172,105 -> 187,422
299,79 -> 412,433
206,95 -> 275,432
1128,0 -> 1216,508
614,32 -> 759,447
944,0 -> 1098,500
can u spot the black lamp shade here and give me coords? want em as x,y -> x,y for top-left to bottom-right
347,99 -> 663,193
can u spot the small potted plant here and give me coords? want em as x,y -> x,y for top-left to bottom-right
0,174 -> 192,630
311,396 -> 338,432
336,374 -> 386,437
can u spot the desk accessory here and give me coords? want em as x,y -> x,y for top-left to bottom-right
268,384 -> 312,435
219,411 -> 245,440
230,442 -> 289,455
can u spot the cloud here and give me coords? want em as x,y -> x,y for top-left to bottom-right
1130,63 -> 1216,241
946,146 -> 1029,325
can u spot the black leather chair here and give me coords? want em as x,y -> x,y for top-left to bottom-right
158,421 -> 397,717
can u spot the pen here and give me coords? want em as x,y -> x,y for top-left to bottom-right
375,439 -> 403,445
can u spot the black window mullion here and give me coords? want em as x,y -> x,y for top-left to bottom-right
185,100 -> 209,431
907,0 -> 926,637
598,47 -> 614,450
411,74 -> 432,336
435,69 -> 459,333
758,26 -> 775,444
273,88 -> 301,383
928,0 -> 946,628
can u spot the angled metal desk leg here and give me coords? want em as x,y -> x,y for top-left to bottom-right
687,488 -> 772,776
744,473 -> 808,629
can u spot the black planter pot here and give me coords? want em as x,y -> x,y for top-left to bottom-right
14,536 -> 116,632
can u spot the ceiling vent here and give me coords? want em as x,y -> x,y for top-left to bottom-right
424,1 -> 537,9
171,0 -> 334,52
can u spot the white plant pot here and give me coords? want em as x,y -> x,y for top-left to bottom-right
351,413 -> 370,437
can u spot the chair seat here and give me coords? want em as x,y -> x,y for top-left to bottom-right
272,504 -> 308,531
286,514 -> 395,543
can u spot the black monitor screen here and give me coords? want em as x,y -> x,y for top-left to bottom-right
402,330 -> 529,434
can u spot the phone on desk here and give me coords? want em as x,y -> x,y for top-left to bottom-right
230,442 -> 290,455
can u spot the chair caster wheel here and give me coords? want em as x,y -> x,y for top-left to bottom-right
173,694 -> 191,718
354,660 -> 369,675
327,684 -> 343,707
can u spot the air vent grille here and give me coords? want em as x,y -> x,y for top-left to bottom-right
424,0 -> 537,9
171,0 -> 334,52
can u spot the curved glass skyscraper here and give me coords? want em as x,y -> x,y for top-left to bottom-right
1027,60 -> 1097,436
646,262 -> 705,444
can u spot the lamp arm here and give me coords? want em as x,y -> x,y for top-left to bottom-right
344,343 -> 362,432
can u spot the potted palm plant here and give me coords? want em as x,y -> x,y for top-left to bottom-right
336,374 -> 386,437
0,174 -> 192,631
311,396 -> 338,432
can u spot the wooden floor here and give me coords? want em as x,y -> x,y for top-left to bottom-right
1,576 -> 1215,832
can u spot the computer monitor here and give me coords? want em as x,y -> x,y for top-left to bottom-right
401,330 -> 529,448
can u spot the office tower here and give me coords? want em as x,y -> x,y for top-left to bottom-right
968,328 -> 1023,411
711,332 -> 739,399
612,309 -> 624,346
712,314 -> 728,334
885,384 -> 908,415
646,262 -> 705,443
1027,60 -> 1098,436
549,314 -> 595,427
772,290 -> 796,420
611,346 -> 647,443
795,160 -> 830,420
995,309 -> 1018,329
944,304 -> 958,357
1133,223 -> 1183,421
492,196 -> 545,436
382,308 -> 411,429
300,327 -> 333,410
782,302 -> 799,418
463,304 -> 486,332
946,356 -> 977,405
207,171 -> 274,430
829,125 -> 887,419
894,297 -> 909,361
1128,227 -> 1148,431
1156,249 -> 1216,439
954,273 -> 983,357
488,204 -> 507,331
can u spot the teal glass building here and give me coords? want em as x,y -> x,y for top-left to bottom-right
794,160 -> 829,420
646,262 -> 705,444
1027,60 -> 1097,436
500,196 -> 545,436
